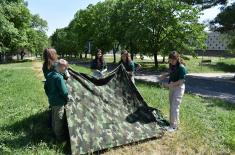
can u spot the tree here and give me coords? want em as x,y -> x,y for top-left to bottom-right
181,0 -> 227,9
51,0 -> 206,68
112,0 -> 206,67
210,2 -> 235,49
0,0 -> 48,61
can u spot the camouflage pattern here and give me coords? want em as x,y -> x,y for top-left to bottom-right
65,65 -> 169,155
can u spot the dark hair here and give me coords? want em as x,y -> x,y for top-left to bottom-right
120,50 -> 128,63
121,50 -> 128,56
43,48 -> 58,70
168,51 -> 185,68
95,49 -> 105,65
127,52 -> 132,63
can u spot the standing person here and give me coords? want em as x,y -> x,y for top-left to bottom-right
42,48 -> 58,129
90,49 -> 107,78
159,51 -> 187,132
42,48 -> 58,79
126,53 -> 136,83
44,59 -> 69,141
118,50 -> 128,64
119,51 -> 135,83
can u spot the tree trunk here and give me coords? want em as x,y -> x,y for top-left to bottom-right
3,52 -> 6,62
154,53 -> 158,68
85,51 -> 88,59
162,55 -> 165,63
80,53 -> 83,59
17,53 -> 20,60
113,49 -> 116,63
131,51 -> 134,60
113,43 -> 119,63
20,50 -> 25,60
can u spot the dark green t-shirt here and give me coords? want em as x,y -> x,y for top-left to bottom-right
90,59 -> 107,71
123,61 -> 135,72
169,64 -> 187,82
44,71 -> 68,106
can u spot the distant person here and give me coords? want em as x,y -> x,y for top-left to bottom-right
119,50 -> 128,64
90,49 -> 107,78
119,50 -> 141,72
42,48 -> 58,79
159,51 -> 187,132
119,50 -> 135,83
44,59 -> 69,141
125,53 -> 136,83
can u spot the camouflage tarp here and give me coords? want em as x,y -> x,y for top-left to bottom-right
66,65 -> 169,155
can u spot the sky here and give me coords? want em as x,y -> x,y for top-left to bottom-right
27,0 -> 234,36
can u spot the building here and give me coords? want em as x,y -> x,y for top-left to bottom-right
205,32 -> 228,51
195,32 -> 233,57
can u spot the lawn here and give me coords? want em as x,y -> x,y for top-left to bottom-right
136,56 -> 235,73
68,54 -> 235,73
0,61 -> 234,154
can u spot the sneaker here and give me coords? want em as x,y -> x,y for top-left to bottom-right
167,127 -> 176,132
164,126 -> 177,132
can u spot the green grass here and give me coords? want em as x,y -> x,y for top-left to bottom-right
70,64 -> 92,75
0,62 -> 64,154
68,55 -> 235,73
137,81 -> 235,154
136,56 -> 235,73
0,61 -> 234,154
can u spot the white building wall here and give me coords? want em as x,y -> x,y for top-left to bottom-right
205,32 -> 228,50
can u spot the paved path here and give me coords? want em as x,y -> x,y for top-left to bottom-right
70,61 -> 235,103
135,73 -> 235,104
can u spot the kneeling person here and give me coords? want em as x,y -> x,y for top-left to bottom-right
44,59 -> 69,141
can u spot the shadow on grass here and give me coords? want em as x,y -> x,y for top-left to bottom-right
0,59 -> 33,64
206,98 -> 235,111
202,62 -> 235,72
0,110 -> 70,154
135,79 -> 161,88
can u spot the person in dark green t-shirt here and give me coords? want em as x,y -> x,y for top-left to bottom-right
159,51 -> 187,132
90,49 -> 107,78
44,59 -> 69,141
119,51 -> 140,84
42,48 -> 58,79
125,53 -> 135,83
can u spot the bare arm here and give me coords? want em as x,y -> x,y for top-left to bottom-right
159,73 -> 169,81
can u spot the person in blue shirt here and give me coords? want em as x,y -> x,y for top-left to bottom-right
159,51 -> 187,132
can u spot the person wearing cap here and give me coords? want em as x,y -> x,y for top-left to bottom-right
44,59 -> 69,141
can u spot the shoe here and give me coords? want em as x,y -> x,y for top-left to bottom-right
164,126 -> 176,132
167,127 -> 176,132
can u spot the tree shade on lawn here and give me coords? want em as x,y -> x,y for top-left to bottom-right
0,62 -> 234,154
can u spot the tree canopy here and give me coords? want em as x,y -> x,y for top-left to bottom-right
0,0 -> 48,61
210,2 -> 235,49
51,0 -> 208,67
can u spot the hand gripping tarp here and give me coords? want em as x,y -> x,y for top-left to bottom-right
66,65 -> 169,155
